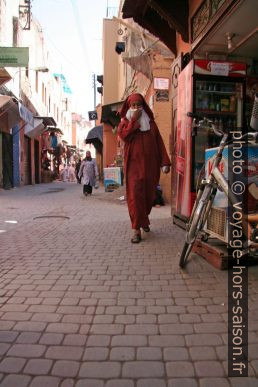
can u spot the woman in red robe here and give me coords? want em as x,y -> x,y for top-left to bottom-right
118,93 -> 171,243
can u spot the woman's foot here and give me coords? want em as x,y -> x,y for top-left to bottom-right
142,226 -> 150,232
131,230 -> 141,243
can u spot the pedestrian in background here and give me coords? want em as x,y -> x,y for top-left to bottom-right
79,151 -> 99,196
118,93 -> 171,243
60,164 -> 69,182
68,163 -> 76,182
75,158 -> 82,184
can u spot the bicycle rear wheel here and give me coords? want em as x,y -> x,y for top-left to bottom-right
179,185 -> 213,268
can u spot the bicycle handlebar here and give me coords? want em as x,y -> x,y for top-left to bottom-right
188,112 -> 258,144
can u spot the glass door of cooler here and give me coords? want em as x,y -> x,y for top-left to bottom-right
192,78 -> 244,190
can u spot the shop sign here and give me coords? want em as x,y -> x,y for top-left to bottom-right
154,77 -> 169,90
155,90 -> 169,102
210,62 -> 229,76
104,167 -> 122,189
0,47 -> 29,67
191,0 -> 226,42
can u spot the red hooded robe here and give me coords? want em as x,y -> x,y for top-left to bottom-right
118,93 -> 171,229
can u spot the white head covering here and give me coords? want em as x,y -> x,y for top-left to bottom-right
126,108 -> 150,132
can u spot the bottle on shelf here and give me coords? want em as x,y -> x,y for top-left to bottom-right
214,117 -> 219,130
218,117 -> 223,131
229,95 -> 236,112
215,96 -> 220,112
227,118 -> 232,131
209,95 -> 215,111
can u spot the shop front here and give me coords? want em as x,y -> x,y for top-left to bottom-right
0,95 -> 21,189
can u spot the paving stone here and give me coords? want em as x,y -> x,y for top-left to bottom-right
7,343 -> 46,358
83,347 -> 109,360
186,334 -> 223,346
0,374 -> 31,387
137,379 -> 166,387
45,346 -> 83,360
52,360 -> 80,377
149,335 -> 185,347
63,334 -> 87,346
194,323 -> 227,333
0,357 -> 26,373
166,361 -> 195,377
90,324 -> 124,335
31,313 -> 62,322
110,347 -> 135,361
111,335 -> 147,347
92,315 -> 114,324
164,347 -> 189,361
39,333 -> 64,345
0,343 -> 10,356
229,378 -> 258,387
0,330 -> 18,342
168,379 -> 198,387
199,378 -> 230,387
29,376 -> 60,387
106,380 -> 134,387
160,323 -> 193,335
46,323 -> 79,334
115,315 -> 135,324
13,321 -> 47,332
248,344 -> 258,360
23,359 -> 53,375
86,335 -> 110,346
194,361 -> 225,377
137,347 -> 162,360
79,362 -> 121,378
76,380 -> 104,387
126,324 -> 158,335
122,361 -> 164,378
60,379 -> 75,387
16,332 -> 41,343
189,346 -> 217,360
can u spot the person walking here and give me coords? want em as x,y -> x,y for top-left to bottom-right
118,93 -> 171,243
68,163 -> 76,182
78,151 -> 99,196
75,158 -> 82,183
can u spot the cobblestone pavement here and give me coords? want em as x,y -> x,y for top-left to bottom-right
0,182 -> 257,387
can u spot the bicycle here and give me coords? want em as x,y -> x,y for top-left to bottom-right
179,116 -> 258,268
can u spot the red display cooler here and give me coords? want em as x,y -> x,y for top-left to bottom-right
174,59 -> 246,225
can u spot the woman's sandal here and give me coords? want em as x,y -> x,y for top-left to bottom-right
142,226 -> 150,232
131,234 -> 141,243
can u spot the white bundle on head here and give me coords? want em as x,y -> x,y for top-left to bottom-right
126,108 -> 150,132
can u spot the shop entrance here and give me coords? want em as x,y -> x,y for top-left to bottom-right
34,140 -> 40,184
2,132 -> 13,189
24,136 -> 31,185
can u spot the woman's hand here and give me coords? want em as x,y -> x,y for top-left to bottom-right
131,109 -> 142,122
162,166 -> 170,174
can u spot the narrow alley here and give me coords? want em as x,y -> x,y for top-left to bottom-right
0,182 -> 257,387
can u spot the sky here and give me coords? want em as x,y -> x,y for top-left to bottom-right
31,0 -> 120,119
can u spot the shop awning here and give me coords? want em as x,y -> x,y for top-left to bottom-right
123,54 -> 152,79
86,125 -> 103,153
34,116 -> 57,127
0,95 -> 21,129
0,68 -> 12,87
24,117 -> 45,139
44,126 -> 63,135
101,101 -> 123,128
122,0 -> 189,54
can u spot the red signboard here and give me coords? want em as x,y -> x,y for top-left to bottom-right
194,60 -> 246,77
